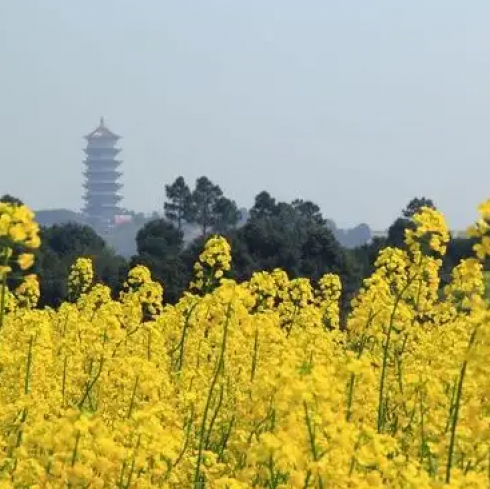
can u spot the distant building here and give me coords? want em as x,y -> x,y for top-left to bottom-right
82,118 -> 123,233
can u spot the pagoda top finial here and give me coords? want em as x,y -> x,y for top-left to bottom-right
84,117 -> 120,140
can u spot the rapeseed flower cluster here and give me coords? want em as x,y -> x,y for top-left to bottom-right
1,200 -> 490,487
68,257 -> 94,302
14,274 -> 40,309
191,235 -> 231,292
316,273 -> 342,329
120,265 -> 164,320
0,202 -> 39,278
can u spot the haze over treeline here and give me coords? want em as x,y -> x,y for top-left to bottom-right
0,190 -> 479,319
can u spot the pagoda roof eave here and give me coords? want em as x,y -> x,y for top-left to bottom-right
83,159 -> 122,165
84,133 -> 121,141
84,117 -> 121,140
83,133 -> 122,141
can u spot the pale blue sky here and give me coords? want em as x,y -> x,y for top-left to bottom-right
1,1 -> 490,230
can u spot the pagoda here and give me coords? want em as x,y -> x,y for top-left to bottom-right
82,118 -> 123,232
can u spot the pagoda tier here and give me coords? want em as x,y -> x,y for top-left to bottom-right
83,145 -> 121,155
83,196 -> 123,213
83,155 -> 121,165
83,170 -> 123,179
83,157 -> 122,170
83,182 -> 123,192
82,191 -> 123,202
82,118 -> 124,233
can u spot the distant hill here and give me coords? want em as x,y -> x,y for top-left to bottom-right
326,220 -> 372,248
33,207 -> 372,256
34,209 -> 86,227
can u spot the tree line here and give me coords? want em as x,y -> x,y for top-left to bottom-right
0,186 -> 481,318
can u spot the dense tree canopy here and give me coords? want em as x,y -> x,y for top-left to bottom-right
14,180 -> 477,323
131,219 -> 187,303
36,223 -> 127,307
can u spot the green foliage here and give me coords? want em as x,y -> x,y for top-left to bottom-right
36,223 -> 127,307
27,183 -> 447,318
132,219 -> 187,303
291,198 -> 326,226
227,192 -> 360,322
386,217 -> 415,250
136,219 -> 184,257
386,197 -> 436,250
0,194 -> 24,206
164,176 -> 194,230
440,236 -> 479,287
213,197 -> 240,234
191,176 -> 223,235
402,197 -> 436,218
351,236 -> 387,279
249,191 -> 277,220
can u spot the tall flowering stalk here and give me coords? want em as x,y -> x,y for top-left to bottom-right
68,257 -> 94,303
0,202 -> 39,331
190,235 -> 231,294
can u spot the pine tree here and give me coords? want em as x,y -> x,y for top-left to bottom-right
164,176 -> 193,230
213,197 -> 240,234
192,176 -> 223,236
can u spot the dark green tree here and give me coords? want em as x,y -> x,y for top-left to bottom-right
402,197 -> 436,218
386,217 -> 414,249
131,219 -> 187,303
213,197 -> 240,234
440,236 -> 479,286
136,219 -> 184,257
386,197 -> 437,250
291,199 -> 326,226
192,176 -> 223,235
0,194 -> 24,206
36,223 -> 127,307
164,176 -> 193,230
249,191 -> 277,220
351,236 -> 387,280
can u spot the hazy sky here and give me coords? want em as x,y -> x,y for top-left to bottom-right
1,1 -> 490,230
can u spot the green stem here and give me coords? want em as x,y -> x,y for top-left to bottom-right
25,335 -> 34,395
204,384 -> 225,450
193,299 -> 233,488
445,324 -> 478,483
177,302 -> 198,372
346,330 -> 371,422
126,376 -> 139,419
0,251 -> 10,333
125,434 -> 141,489
173,404 -> 196,468
304,401 -> 324,489
62,355 -> 68,407
71,430 -> 81,467
377,280 -> 412,433
251,327 -> 259,382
